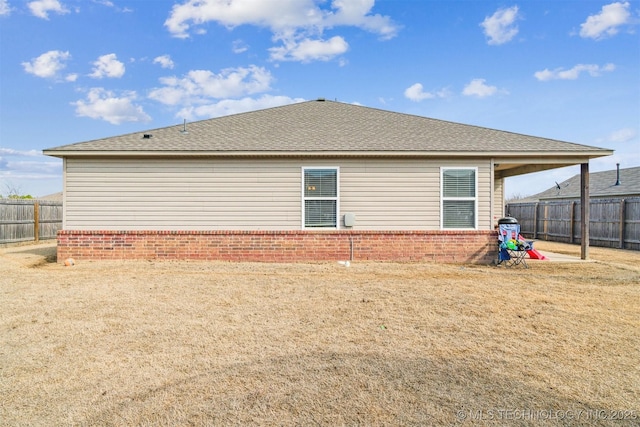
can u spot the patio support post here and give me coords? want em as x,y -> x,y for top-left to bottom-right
580,162 -> 590,260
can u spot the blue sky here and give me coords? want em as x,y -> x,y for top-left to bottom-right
1,0 -> 638,198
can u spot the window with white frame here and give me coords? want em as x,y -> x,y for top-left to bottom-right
302,167 -> 339,228
441,167 -> 477,229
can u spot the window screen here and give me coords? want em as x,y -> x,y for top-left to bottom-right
441,168 -> 477,229
303,168 -> 338,228
443,169 -> 476,198
442,200 -> 475,228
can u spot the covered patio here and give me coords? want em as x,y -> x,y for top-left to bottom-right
495,159 -> 608,260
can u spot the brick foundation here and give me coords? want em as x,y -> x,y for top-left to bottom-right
56,230 -> 497,264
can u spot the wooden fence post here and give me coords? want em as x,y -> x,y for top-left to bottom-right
569,201 -> 575,244
619,199 -> 626,249
533,203 -> 538,239
34,202 -> 40,242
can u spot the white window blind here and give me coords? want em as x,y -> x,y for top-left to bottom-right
441,168 -> 477,229
442,169 -> 476,198
303,168 -> 338,228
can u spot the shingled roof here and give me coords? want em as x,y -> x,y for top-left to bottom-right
522,166 -> 640,201
44,99 -> 612,158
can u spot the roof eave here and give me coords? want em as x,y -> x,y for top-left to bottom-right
42,149 -> 614,158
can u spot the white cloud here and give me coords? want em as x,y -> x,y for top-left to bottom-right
0,159 -> 62,183
403,83 -> 449,102
177,95 -> 305,120
608,128 -> 637,143
580,1 -> 631,40
462,78 -> 500,97
0,160 -> 59,174
148,65 -> 273,106
89,53 -> 125,79
232,39 -> 249,53
480,5 -> 520,45
28,0 -> 69,19
323,0 -> 398,40
164,0 -> 399,62
153,55 -> 175,69
0,0 -> 12,16
165,0 -> 398,38
73,88 -> 151,125
91,0 -> 132,13
22,50 -> 72,80
0,148 -> 61,187
269,36 -> 348,62
0,147 -> 41,157
534,63 -> 615,81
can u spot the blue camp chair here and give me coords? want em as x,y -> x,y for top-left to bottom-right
497,218 -> 530,268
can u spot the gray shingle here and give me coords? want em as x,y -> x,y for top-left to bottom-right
44,100 -> 612,155
523,166 -> 640,200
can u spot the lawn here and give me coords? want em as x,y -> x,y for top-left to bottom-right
1,241 -> 639,426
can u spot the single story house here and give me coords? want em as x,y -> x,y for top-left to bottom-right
43,99 -> 613,263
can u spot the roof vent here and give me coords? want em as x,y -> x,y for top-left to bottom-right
142,134 -> 152,139
615,163 -> 621,186
180,119 -> 188,135
316,98 -> 325,102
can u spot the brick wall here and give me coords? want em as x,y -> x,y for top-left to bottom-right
56,230 -> 497,264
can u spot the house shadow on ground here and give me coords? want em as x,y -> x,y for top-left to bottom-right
80,351 -> 626,426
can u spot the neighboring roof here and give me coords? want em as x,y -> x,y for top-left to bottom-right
521,166 -> 640,201
44,100 -> 612,160
38,192 -> 63,202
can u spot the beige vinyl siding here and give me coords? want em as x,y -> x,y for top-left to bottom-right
65,158 -> 301,230
340,159 -> 490,230
64,157 -> 492,231
340,161 -> 434,230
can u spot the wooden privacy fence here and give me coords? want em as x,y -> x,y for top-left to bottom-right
506,198 -> 640,251
0,199 -> 63,244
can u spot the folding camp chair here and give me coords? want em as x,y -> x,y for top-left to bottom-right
497,219 -> 530,268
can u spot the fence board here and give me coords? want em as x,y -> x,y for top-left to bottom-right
0,200 -> 63,244
625,199 -> 640,246
507,198 -> 640,251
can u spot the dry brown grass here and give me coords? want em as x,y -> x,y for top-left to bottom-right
1,241 -> 639,426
